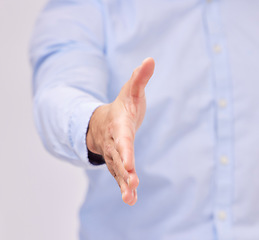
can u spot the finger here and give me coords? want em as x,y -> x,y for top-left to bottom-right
113,126 -> 139,189
112,122 -> 140,189
114,137 -> 139,189
112,143 -> 139,190
130,57 -> 155,98
128,172 -> 139,190
104,148 -> 129,186
114,135 -> 135,172
121,183 -> 136,205
105,154 -> 134,205
128,189 -> 138,206
111,120 -> 135,170
104,146 -> 136,204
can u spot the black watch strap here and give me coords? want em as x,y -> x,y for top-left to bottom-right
87,148 -> 106,166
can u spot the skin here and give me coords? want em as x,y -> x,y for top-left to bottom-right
86,57 -> 155,206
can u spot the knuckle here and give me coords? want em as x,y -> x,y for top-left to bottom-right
122,135 -> 134,146
103,143 -> 113,156
123,101 -> 136,119
109,168 -> 117,180
114,136 -> 134,160
128,103 -> 138,119
122,170 -> 129,182
107,122 -> 114,137
114,138 -> 123,151
107,120 -> 122,138
132,68 -> 139,78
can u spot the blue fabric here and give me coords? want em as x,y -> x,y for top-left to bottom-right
30,0 -> 259,239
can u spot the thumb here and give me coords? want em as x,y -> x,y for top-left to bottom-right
130,57 -> 155,98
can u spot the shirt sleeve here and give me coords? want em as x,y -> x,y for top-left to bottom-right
30,0 -> 108,169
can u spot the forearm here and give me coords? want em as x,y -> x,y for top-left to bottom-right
33,84 -> 104,167
30,0 -> 108,168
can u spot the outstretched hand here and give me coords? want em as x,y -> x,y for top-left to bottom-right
86,58 -> 155,206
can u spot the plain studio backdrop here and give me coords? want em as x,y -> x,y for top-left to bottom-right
0,1 -> 87,239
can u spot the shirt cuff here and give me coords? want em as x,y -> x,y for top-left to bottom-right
69,100 -> 106,169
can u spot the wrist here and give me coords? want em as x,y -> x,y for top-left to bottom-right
86,127 -> 96,154
86,104 -> 109,155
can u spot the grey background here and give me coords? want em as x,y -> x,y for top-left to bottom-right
0,1 -> 87,239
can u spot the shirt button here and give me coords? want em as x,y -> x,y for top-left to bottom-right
220,156 -> 229,165
218,99 -> 227,108
218,211 -> 227,221
213,44 -> 222,53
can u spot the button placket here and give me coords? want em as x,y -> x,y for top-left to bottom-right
205,0 -> 235,239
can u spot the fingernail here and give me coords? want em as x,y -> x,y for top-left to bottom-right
127,177 -> 130,186
133,189 -> 137,197
122,192 -> 126,201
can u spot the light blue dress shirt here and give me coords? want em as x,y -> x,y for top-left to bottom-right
30,0 -> 259,239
